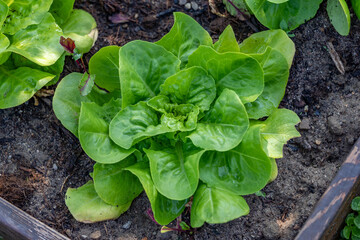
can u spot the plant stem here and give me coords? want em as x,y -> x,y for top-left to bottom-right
80,57 -> 88,73
227,0 -> 248,19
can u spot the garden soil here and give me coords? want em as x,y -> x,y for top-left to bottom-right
1,0 -> 360,239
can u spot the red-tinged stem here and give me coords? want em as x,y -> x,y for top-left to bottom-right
227,0 -> 248,19
226,0 -> 259,32
76,59 -> 87,74
75,60 -> 83,72
80,57 -> 88,73
146,208 -> 160,225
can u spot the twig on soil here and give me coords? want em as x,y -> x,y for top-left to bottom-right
326,42 -> 345,75
60,175 -> 71,193
104,223 -> 108,235
209,0 -> 227,17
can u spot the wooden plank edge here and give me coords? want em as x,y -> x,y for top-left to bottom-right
0,197 -> 70,240
295,137 -> 360,240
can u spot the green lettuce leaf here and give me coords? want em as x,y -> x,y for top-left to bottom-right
65,31 -> 97,54
62,9 -> 96,35
160,66 -> 216,112
7,13 -> 64,66
0,33 -> 10,64
93,155 -> 143,206
126,161 -> 188,225
187,45 -> 264,103
89,45 -> 121,92
11,53 -> 66,86
352,0 -> 360,20
188,89 -> 249,152
213,25 -> 240,53
327,0 -> 351,36
61,9 -> 98,53
0,67 -> 54,109
190,183 -> 249,228
156,12 -> 213,67
239,29 -> 295,69
79,99 -> 136,164
2,0 -> 53,35
145,142 -> 205,200
49,0 -> 75,26
109,101 -> 171,149
53,73 -> 120,136
269,158 -> 278,183
0,33 -> 9,53
0,0 -> 8,28
199,125 -> 272,195
244,47 -> 289,119
65,181 -> 131,223
119,40 -> 180,108
258,109 -> 301,158
244,0 -> 322,32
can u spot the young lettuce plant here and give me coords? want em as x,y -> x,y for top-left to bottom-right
0,0 -> 97,109
53,12 -> 300,229
224,0 -> 360,36
341,197 -> 360,239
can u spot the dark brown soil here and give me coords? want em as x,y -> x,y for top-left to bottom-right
1,0 -> 360,239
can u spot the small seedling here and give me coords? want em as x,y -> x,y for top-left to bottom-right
222,0 -> 360,36
60,37 -> 96,96
341,197 -> 360,239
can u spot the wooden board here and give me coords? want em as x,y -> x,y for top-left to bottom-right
0,197 -> 69,240
295,137 -> 360,240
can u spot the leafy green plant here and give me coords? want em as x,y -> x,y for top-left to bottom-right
0,0 -> 97,109
341,196 -> 360,239
223,0 -> 360,36
54,12 -> 300,229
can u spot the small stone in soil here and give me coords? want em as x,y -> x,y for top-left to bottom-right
52,163 -> 58,171
122,221 -> 132,229
185,3 -> 191,10
304,105 -> 309,112
65,229 -> 72,237
90,230 -> 101,239
299,118 -> 311,130
327,115 -> 343,135
179,0 -> 187,5
191,1 -> 199,10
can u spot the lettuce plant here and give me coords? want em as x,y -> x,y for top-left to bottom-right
0,0 -> 97,109
223,0 -> 322,31
224,0 -> 360,36
54,12 -> 300,228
